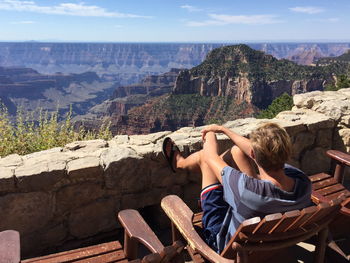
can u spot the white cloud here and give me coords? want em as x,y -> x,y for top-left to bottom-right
186,14 -> 283,27
289,6 -> 324,14
11,20 -> 35,24
327,18 -> 340,23
180,5 -> 202,12
0,0 -> 152,18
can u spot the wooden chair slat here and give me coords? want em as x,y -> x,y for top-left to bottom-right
75,250 -> 126,263
325,189 -> 350,201
22,241 -> 122,263
270,210 -> 301,233
312,177 -> 338,190
309,173 -> 331,183
301,200 -> 343,228
192,213 -> 203,224
315,184 -> 345,196
253,213 -> 283,234
192,213 -> 203,228
285,206 -> 318,231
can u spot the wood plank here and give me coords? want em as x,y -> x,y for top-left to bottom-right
192,213 -> 203,228
312,177 -> 338,190
221,217 -> 261,258
315,184 -> 345,196
327,150 -> 350,167
75,250 -> 126,263
269,210 -> 301,233
285,206 -> 318,231
253,213 -> 283,234
22,241 -> 121,263
325,189 -> 350,201
309,173 -> 331,183
118,209 -> 164,254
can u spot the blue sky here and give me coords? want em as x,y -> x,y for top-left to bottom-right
0,0 -> 349,42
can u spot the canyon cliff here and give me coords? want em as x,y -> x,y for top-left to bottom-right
0,66 -> 115,116
0,42 -> 349,86
88,44 -> 348,135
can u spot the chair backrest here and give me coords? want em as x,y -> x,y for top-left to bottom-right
221,197 -> 343,258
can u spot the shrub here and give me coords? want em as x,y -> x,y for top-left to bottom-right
257,93 -> 293,119
0,105 -> 112,157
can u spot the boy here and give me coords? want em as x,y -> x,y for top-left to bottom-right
162,122 -> 312,253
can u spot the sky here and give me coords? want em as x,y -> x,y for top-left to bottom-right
0,0 -> 349,42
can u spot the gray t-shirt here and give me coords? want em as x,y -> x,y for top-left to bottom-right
216,164 -> 312,252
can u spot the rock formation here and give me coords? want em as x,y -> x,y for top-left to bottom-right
0,43 -> 348,94
93,44 -> 348,135
0,66 -> 115,116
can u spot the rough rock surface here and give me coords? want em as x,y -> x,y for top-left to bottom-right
0,88 -> 349,257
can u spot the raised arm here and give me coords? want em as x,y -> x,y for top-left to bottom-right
201,124 -> 253,157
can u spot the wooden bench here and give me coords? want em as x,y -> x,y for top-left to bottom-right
310,150 -> 350,215
2,210 -> 183,263
161,195 -> 345,263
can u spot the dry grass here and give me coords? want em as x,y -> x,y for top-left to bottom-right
0,104 -> 112,157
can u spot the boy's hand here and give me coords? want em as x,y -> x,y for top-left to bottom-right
201,124 -> 224,141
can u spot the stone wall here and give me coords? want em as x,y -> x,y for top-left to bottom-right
0,88 -> 349,258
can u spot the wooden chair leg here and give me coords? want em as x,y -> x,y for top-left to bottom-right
334,163 -> 345,184
313,227 -> 329,263
124,231 -> 139,260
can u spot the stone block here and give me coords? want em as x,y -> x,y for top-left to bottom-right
0,168 -> 15,193
183,183 -> 202,211
0,192 -> 52,235
150,166 -> 176,188
339,129 -> 350,146
121,188 -> 166,209
111,135 -> 129,145
340,115 -> 350,127
301,147 -> 331,175
291,132 -> 315,159
316,129 -> 333,148
15,166 -> 66,192
0,154 -> 23,168
64,139 -> 108,152
69,198 -> 118,239
67,156 -> 103,181
55,182 -> 106,214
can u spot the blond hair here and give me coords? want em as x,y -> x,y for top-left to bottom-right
250,122 -> 291,171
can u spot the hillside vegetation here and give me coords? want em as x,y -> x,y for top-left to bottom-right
0,105 -> 112,157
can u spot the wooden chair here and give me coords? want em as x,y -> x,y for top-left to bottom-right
161,195 -> 345,263
22,209 -> 184,263
310,150 -> 350,216
0,230 -> 20,263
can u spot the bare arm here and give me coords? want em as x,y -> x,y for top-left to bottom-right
202,131 -> 227,183
201,124 -> 253,157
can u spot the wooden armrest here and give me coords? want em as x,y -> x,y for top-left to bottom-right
0,230 -> 20,263
118,209 -> 164,259
161,195 -> 232,263
327,150 -> 350,167
340,198 -> 350,216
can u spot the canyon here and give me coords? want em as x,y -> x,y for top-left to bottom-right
0,42 -> 349,129
91,44 -> 349,135
0,66 -> 115,116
